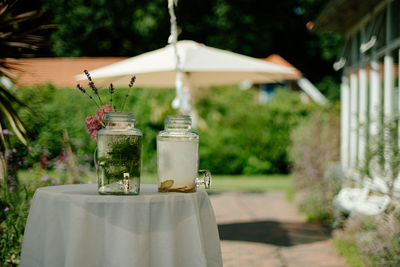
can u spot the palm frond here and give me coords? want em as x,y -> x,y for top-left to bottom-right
0,0 -> 50,152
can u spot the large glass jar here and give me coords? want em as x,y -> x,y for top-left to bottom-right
157,115 -> 210,192
96,112 -> 142,195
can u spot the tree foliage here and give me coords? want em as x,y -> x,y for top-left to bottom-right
26,0 -> 342,97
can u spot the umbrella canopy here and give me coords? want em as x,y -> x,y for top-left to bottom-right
75,40 -> 295,88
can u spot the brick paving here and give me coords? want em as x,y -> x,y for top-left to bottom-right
209,191 -> 348,267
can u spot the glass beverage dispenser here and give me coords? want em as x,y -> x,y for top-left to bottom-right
157,115 -> 210,192
96,112 -> 142,195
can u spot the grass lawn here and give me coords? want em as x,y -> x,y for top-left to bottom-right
209,174 -> 292,192
19,170 -> 293,193
333,238 -> 364,267
143,173 -> 293,193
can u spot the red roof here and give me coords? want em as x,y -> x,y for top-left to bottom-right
5,57 -> 128,88
264,54 -> 302,80
4,55 -> 301,88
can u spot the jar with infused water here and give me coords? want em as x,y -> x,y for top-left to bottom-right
96,112 -> 142,195
157,115 -> 210,192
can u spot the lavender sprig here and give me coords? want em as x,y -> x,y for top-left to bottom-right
84,70 -> 103,106
121,75 -> 136,112
129,76 -> 136,88
77,84 -> 100,108
109,83 -> 115,111
84,69 -> 92,81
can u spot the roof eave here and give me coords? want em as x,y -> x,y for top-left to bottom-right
314,0 -> 382,33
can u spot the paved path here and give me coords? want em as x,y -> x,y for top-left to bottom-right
209,191 -> 348,267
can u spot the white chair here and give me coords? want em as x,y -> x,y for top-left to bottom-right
333,187 -> 369,214
352,194 -> 391,216
333,180 -> 391,217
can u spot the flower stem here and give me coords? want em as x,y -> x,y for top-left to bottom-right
109,83 -> 114,110
77,84 -> 100,108
121,94 -> 129,112
88,95 -> 101,108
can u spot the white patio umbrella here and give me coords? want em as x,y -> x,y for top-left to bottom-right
76,40 -> 295,113
76,40 -> 294,88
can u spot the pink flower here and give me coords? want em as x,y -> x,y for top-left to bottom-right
41,175 -> 50,182
85,105 -> 114,141
91,132 -> 98,141
96,104 -> 114,122
85,116 -> 102,140
4,207 -> 9,212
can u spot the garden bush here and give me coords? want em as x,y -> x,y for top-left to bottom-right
12,84 -> 175,174
0,183 -> 35,266
289,106 -> 341,224
10,84 -> 314,175
196,87 -> 314,174
334,201 -> 400,266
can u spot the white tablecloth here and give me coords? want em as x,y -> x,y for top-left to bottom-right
20,184 -> 222,267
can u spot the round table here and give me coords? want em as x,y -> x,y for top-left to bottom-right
20,184 -> 222,267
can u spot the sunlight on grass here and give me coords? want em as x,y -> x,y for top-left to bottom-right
210,175 -> 292,192
333,238 -> 364,267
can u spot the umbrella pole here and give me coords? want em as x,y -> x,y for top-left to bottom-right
175,71 -> 184,114
168,0 -> 187,114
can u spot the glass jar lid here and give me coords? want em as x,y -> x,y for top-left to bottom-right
165,115 -> 191,127
105,112 -> 136,123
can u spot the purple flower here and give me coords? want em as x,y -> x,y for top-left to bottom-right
51,180 -> 56,185
12,148 -> 16,153
28,146 -> 32,151
129,75 -> 136,88
41,175 -> 50,182
78,165 -> 86,172
84,70 -> 92,82
9,186 -> 14,192
4,207 -> 9,212
77,83 -> 86,93
1,129 -> 12,135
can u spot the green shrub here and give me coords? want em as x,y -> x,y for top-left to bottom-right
289,106 -> 341,224
12,85 -> 314,175
12,84 -> 175,174
0,182 -> 35,266
333,203 -> 400,267
197,87 -> 314,174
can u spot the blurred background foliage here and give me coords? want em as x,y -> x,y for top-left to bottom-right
290,107 -> 341,224
10,85 -> 317,175
17,0 -> 342,101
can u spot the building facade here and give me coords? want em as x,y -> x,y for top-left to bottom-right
317,0 -> 400,183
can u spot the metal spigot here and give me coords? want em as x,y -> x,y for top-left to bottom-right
123,173 -> 130,193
